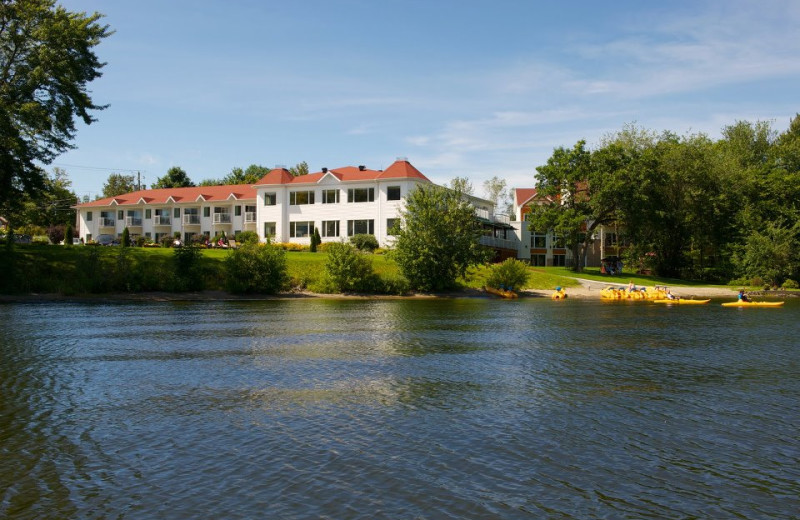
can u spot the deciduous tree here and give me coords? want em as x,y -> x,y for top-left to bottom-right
151,166 -> 194,189
0,0 -> 111,224
102,173 -> 136,197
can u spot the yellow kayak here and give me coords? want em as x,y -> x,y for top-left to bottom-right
485,286 -> 518,299
653,299 -> 710,305
721,301 -> 784,307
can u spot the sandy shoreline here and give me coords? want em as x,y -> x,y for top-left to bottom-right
0,283 -> 748,302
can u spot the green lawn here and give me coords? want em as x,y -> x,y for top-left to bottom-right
2,244 -> 738,295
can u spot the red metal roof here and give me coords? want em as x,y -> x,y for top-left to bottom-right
514,188 -> 538,206
78,184 -> 258,208
78,159 -> 432,208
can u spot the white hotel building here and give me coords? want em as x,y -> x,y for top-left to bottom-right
76,159 -> 519,255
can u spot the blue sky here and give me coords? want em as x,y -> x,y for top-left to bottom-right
55,0 -> 800,200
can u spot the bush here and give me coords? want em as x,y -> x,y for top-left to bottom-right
485,258 -> 530,291
319,242 -> 378,293
47,224 -> 65,245
121,227 -> 131,247
782,279 -> 799,289
349,234 -> 379,252
161,235 -> 174,248
171,245 -> 204,291
64,223 -> 74,246
310,227 -> 321,252
225,243 -> 289,294
235,231 -> 259,245
135,235 -> 147,247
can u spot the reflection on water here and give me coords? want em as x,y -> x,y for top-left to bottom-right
1,298 -> 799,518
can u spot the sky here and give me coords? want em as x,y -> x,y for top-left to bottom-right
53,0 -> 800,201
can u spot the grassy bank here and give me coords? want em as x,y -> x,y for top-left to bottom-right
3,244 -> 735,297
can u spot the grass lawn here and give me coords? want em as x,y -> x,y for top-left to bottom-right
3,244 -> 744,295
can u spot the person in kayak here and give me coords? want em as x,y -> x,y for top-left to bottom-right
738,289 -> 751,302
665,288 -> 678,300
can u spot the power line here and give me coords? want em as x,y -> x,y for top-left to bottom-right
52,162 -> 145,173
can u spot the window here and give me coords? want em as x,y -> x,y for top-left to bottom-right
386,218 -> 400,235
290,221 -> 313,238
173,208 -> 180,218
235,206 -> 242,216
530,254 -> 546,266
290,191 -> 314,205
117,210 -> 123,220
387,186 -> 401,201
86,211 -> 93,221
145,232 -> 151,239
264,222 -> 276,238
203,207 -> 210,218
321,220 -> 339,238
553,254 -> 566,266
347,219 -> 374,236
86,233 -> 92,242
347,187 -> 374,203
552,234 -> 566,249
322,189 -> 339,204
264,192 -> 277,206
145,209 -> 152,219
531,232 -> 547,249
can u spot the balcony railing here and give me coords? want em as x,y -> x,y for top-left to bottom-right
244,212 -> 256,223
183,215 -> 200,225
99,218 -> 115,227
125,216 -> 142,227
475,208 -> 511,225
154,216 -> 171,226
213,213 -> 231,224
479,235 -> 520,251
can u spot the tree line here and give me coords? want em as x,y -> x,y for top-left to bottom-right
528,117 -> 800,287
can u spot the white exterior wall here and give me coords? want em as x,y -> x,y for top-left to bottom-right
255,178 -> 424,247
77,200 -> 257,242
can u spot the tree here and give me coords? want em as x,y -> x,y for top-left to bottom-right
528,139 -> 642,272
18,167 -> 77,229
221,164 -> 270,185
482,176 -> 508,211
449,176 -> 474,195
0,0 -> 111,226
289,161 -> 308,177
393,185 -> 489,291
102,173 -> 136,197
151,166 -> 194,189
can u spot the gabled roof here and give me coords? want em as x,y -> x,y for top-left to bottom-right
514,188 -> 539,207
77,184 -> 259,208
255,159 -> 431,185
76,159 -> 432,208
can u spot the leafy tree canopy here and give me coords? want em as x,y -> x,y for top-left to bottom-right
151,166 -> 194,189
449,176 -> 474,195
392,185 -> 489,291
0,0 -> 111,222
102,173 -> 136,197
289,161 -> 308,177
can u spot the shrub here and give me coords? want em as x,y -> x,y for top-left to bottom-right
320,242 -> 378,293
485,258 -> 530,291
349,234 -> 379,252
782,279 -> 799,289
235,231 -> 259,245
64,223 -> 74,246
135,235 -> 147,247
171,245 -> 204,291
225,243 -> 289,294
47,224 -> 65,245
310,227 -> 321,252
161,235 -> 174,248
121,227 -> 131,247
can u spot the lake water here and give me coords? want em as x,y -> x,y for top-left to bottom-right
1,297 -> 798,519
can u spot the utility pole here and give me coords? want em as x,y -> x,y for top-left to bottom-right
137,171 -> 141,191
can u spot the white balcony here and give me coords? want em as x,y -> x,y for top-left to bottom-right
154,216 -> 171,226
479,235 -> 521,251
125,216 -> 142,227
183,215 -> 200,225
244,212 -> 256,223
99,218 -> 115,227
213,213 -> 231,224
